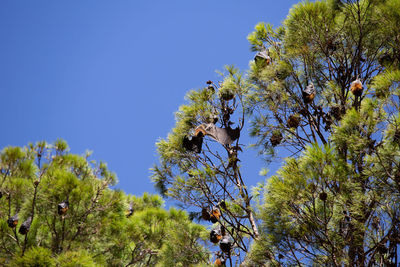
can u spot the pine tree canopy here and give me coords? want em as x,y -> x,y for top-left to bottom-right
2,0 -> 400,266
0,140 -> 209,266
153,0 -> 400,265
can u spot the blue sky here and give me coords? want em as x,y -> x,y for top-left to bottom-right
0,0 -> 299,199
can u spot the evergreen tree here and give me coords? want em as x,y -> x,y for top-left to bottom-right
154,0 -> 400,265
152,67 -> 258,264
244,0 -> 400,265
0,140 -> 208,266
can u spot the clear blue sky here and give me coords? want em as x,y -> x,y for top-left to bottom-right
0,0 -> 299,198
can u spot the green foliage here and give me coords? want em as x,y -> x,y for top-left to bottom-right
152,65 -> 259,264
246,0 -> 400,159
157,209 -> 209,267
150,0 -> 400,264
0,141 -> 208,266
153,1 -> 400,265
55,250 -> 98,267
243,0 -> 400,265
11,247 -> 55,267
372,69 -> 400,98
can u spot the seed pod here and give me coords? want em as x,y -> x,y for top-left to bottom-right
270,132 -> 283,147
319,192 -> 328,201
350,78 -> 363,96
206,80 -> 213,85
287,114 -> 300,129
19,216 -> 32,235
7,214 -> 18,228
58,201 -> 69,216
220,90 -> 235,101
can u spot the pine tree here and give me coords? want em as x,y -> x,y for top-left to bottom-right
243,0 -> 400,265
153,0 -> 400,265
0,140 -> 208,266
152,67 -> 260,264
